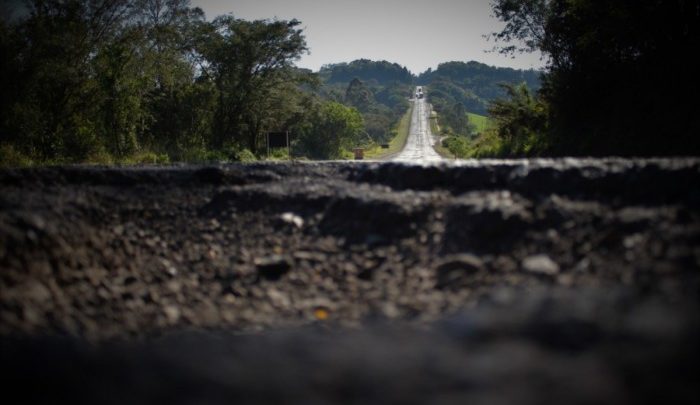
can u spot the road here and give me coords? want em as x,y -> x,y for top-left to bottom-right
392,88 -> 443,163
2,160 -> 699,403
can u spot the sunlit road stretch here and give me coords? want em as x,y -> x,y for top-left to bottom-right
392,88 -> 443,163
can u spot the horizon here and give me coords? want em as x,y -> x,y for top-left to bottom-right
311,58 -> 544,76
191,0 -> 546,74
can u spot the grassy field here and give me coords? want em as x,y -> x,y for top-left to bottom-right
467,112 -> 490,134
363,102 -> 413,159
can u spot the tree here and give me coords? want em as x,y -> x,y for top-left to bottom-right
418,61 -> 541,115
488,83 -> 547,155
194,16 -> 308,153
488,0 -> 547,56
2,2 -> 388,165
1,0 -> 133,161
489,0 -> 700,156
321,59 -> 413,84
344,78 -> 375,112
295,101 -> 364,159
129,0 -> 207,157
443,102 -> 472,137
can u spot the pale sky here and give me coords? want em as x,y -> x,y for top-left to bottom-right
191,0 -> 545,74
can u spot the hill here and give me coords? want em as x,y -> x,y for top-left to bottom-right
314,60 -> 414,145
418,61 -> 541,115
307,59 -> 541,151
319,59 -> 413,85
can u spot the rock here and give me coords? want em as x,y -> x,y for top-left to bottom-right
113,224 -> 124,235
280,212 -> 304,228
435,254 -> 484,289
160,258 -> 178,276
24,281 -> 52,302
522,255 -> 560,276
293,251 -> 327,262
437,254 -> 484,274
254,255 -> 293,280
163,305 -> 181,324
267,288 -> 291,308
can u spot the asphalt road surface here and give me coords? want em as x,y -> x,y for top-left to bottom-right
392,90 -> 443,163
1,160 -> 699,404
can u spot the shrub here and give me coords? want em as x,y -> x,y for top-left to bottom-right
0,144 -> 33,167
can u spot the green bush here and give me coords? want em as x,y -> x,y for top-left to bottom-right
442,136 -> 471,158
470,130 -> 505,158
234,149 -> 257,162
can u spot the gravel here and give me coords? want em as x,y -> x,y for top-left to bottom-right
1,159 -> 699,404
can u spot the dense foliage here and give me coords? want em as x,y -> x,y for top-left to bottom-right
6,1 -> 681,163
319,59 -> 413,85
420,61 -> 540,115
0,0 -> 370,164
418,60 -> 542,159
317,61 -> 414,145
484,0 -> 700,157
294,101 -> 364,159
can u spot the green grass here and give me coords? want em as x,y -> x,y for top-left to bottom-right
467,112 -> 490,134
430,113 -> 455,159
428,109 -> 493,159
363,102 -> 413,159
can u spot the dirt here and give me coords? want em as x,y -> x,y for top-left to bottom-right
1,159 -> 699,404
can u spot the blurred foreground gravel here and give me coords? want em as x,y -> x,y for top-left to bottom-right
1,159 -> 699,404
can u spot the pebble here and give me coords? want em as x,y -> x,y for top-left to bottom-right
280,212 -> 304,228
293,251 -> 327,262
435,254 -> 484,289
522,255 -> 560,276
163,305 -> 181,323
436,254 -> 484,274
1,160 -> 697,347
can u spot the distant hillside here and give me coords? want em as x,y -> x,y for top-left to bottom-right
319,59 -> 413,85
311,59 -> 542,143
313,60 -> 414,144
418,61 -> 541,115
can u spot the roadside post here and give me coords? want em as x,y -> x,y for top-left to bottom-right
353,147 -> 364,160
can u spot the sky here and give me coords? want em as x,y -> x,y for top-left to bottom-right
190,0 -> 545,74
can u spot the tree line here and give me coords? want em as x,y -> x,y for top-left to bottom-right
6,1 -> 676,163
419,61 -> 540,115
317,60 -> 414,149
470,0 -> 700,157
419,61 -> 542,158
0,0 -> 370,165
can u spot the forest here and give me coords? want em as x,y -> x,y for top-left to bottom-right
317,60 -> 414,148
0,0 -> 385,164
419,61 -> 540,115
3,0 -> 692,165
455,0 -> 700,158
0,0 -> 526,165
